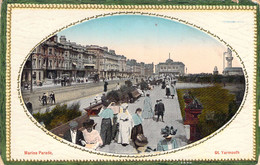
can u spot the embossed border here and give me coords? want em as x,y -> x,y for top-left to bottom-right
5,4 -> 258,162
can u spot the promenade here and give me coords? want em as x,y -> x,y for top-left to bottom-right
25,81 -> 212,154
91,85 -> 188,154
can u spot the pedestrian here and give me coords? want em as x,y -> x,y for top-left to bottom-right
50,91 -> 56,104
98,101 -> 114,146
107,102 -> 120,141
25,101 -> 33,114
104,81 -> 108,92
170,83 -> 175,99
41,93 -> 47,106
64,76 -> 67,86
154,99 -> 159,120
161,81 -> 166,89
115,82 -> 120,90
117,103 -> 133,146
142,94 -> 153,119
157,126 -> 178,151
101,93 -> 108,106
82,119 -> 103,150
157,99 -> 165,122
131,108 -> 144,148
165,84 -> 171,98
63,121 -> 86,146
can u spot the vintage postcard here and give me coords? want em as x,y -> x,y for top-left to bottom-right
0,1 -> 259,164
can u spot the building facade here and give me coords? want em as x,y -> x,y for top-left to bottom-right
22,35 -> 150,86
155,58 -> 185,76
126,59 -> 154,78
22,35 -> 98,86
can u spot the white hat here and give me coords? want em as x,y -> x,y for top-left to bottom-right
121,103 -> 128,110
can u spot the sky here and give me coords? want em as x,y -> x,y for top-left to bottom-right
58,15 -> 241,74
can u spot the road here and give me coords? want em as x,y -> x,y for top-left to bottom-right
22,79 -> 127,113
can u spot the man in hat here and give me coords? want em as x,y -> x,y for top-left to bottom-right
82,119 -> 103,150
157,126 -> 178,151
156,99 -> 165,122
49,91 -> 56,104
63,121 -> 85,146
41,93 -> 47,106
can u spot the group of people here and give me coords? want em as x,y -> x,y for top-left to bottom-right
40,91 -> 55,106
98,102 -> 145,149
63,99 -> 178,152
63,119 -> 102,150
63,102 -> 147,151
161,80 -> 176,99
142,94 -> 165,122
62,77 -> 179,152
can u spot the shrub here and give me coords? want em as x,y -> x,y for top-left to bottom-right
106,90 -> 120,103
33,102 -> 81,130
177,85 -> 240,138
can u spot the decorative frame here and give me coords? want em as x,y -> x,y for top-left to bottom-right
0,1 -> 259,165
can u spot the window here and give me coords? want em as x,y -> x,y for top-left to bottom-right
33,72 -> 36,79
49,60 -> 52,68
33,59 -> 36,67
39,72 -> 41,80
48,48 -> 52,55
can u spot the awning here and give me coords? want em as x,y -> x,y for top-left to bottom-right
84,64 -> 95,67
72,62 -> 77,65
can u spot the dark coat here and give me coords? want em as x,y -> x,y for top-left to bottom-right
156,102 -> 165,115
63,129 -> 85,146
104,82 -> 108,92
50,93 -> 55,100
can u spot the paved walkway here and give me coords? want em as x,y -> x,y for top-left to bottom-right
32,82 -> 212,154
91,85 -> 188,154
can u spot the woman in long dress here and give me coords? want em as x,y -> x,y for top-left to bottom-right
165,84 -> 171,98
98,102 -> 114,146
117,103 -> 133,146
142,94 -> 153,119
131,108 -> 144,148
170,83 -> 175,99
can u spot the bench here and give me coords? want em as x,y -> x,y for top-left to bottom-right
129,89 -> 141,103
50,114 -> 89,137
85,99 -> 103,116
